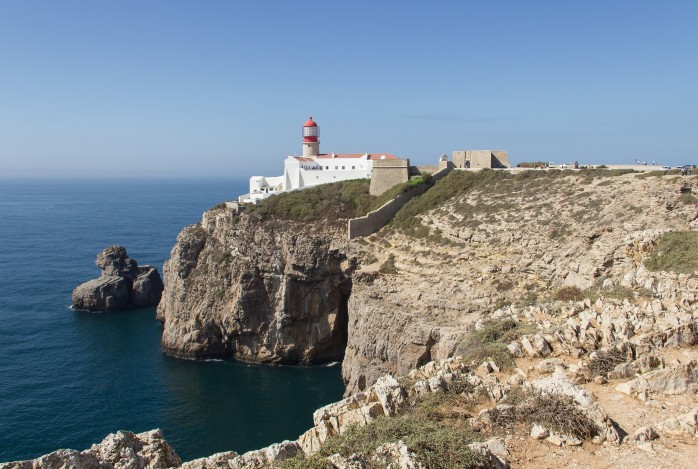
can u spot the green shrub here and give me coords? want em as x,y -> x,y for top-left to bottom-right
517,161 -> 548,168
280,453 -> 335,469
246,179 -> 374,223
645,231 -> 698,274
455,319 -> 534,370
392,170 -> 505,231
319,415 -> 484,469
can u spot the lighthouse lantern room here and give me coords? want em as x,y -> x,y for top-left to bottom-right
302,116 -> 320,157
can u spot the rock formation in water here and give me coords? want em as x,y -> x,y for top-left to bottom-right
156,210 -> 354,363
72,245 -> 164,312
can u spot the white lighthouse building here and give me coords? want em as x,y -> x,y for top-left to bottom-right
240,117 -> 400,203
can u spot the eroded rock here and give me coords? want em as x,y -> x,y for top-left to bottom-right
72,246 -> 163,312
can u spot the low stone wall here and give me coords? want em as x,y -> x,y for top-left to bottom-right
348,166 -> 452,239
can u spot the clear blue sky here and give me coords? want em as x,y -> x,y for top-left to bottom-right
1,1 -> 696,178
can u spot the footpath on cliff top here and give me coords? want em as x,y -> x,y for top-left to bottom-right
5,168 -> 698,468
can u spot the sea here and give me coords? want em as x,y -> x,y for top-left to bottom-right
0,179 -> 344,463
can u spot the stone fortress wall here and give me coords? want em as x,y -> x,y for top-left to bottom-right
349,165 -> 453,239
452,150 -> 511,169
369,159 -> 411,196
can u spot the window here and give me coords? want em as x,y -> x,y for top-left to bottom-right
335,166 -> 338,170
342,166 -> 345,170
352,166 -> 355,169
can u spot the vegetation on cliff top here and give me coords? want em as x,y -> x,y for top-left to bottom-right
243,177 -> 433,224
244,179 -> 372,223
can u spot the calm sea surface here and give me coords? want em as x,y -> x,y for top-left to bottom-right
0,179 -> 343,462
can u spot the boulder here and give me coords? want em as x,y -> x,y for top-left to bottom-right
615,360 -> 698,399
72,246 -> 164,312
72,276 -> 131,312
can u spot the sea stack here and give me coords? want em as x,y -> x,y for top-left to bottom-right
72,245 -> 164,312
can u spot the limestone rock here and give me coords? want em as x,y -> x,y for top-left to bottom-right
181,451 -> 239,468
72,275 -> 131,312
158,210 -> 353,363
369,375 -> 406,417
72,246 -> 163,312
326,452 -> 369,468
1,429 -> 181,469
372,440 -> 423,469
468,438 -> 510,469
132,267 -> 165,308
530,424 -> 549,439
615,360 -> 698,399
229,441 -> 300,468
630,426 -> 659,444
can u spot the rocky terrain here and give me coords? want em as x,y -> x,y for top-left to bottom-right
343,170 -> 698,394
1,429 -> 181,469
12,169 -> 698,467
72,245 -> 164,312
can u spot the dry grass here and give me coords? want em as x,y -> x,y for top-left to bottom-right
588,348 -> 629,377
489,391 -> 598,440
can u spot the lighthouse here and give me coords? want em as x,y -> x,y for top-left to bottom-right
302,116 -> 320,158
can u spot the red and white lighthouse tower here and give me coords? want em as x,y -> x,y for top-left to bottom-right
302,116 -> 320,158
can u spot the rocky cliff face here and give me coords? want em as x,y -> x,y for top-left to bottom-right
157,208 -> 355,363
158,172 -> 698,394
341,171 -> 698,394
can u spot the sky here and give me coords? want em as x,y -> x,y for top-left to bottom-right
0,0 -> 696,178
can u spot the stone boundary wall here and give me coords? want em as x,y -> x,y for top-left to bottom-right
348,166 -> 453,239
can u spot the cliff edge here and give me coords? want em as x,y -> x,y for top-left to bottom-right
156,207 -> 354,363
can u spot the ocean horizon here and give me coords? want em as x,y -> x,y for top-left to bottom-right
0,178 -> 344,462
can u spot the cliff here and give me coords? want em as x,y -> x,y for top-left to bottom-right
158,170 -> 698,393
6,170 -> 698,468
156,208 -> 354,363
341,170 -> 698,393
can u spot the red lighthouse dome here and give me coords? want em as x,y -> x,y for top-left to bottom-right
303,116 -> 319,142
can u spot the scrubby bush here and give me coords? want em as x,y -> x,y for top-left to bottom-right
489,391 -> 598,440
645,230 -> 698,274
455,319 -> 534,370
246,179 -> 374,223
588,348 -> 629,377
517,161 -> 548,168
318,415 -> 484,469
554,286 -> 585,301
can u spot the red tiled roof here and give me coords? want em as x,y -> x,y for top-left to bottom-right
295,157 -> 316,162
315,153 -> 400,160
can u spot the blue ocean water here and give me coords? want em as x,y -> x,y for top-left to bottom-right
0,179 -> 344,462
